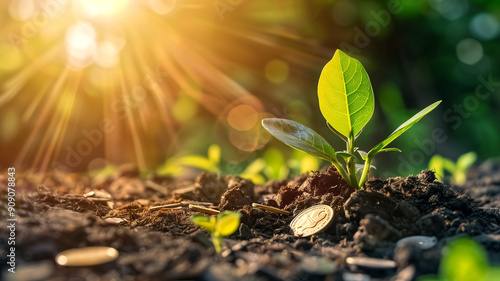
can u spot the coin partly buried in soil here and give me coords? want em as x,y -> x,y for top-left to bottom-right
55,246 -> 119,266
290,205 -> 334,237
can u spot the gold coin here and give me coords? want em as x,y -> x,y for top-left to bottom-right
289,205 -> 334,237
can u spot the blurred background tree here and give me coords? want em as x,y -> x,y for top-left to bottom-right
0,0 -> 498,179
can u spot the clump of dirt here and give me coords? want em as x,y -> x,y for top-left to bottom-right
2,164 -> 500,280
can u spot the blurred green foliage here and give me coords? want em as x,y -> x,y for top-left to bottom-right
428,152 -> 477,185
1,0 -> 499,179
418,236 -> 500,281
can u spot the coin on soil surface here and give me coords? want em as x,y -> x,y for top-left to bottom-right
289,205 -> 334,237
56,246 -> 119,266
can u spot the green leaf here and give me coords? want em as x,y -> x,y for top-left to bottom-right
457,152 -> 477,171
358,150 -> 368,160
318,49 -> 375,138
239,159 -> 266,184
441,237 -> 489,281
262,118 -> 337,163
216,211 -> 242,236
190,214 -> 216,233
336,151 -> 354,161
369,101 -> 441,156
180,156 -> 220,173
428,155 -> 445,181
326,121 -> 348,142
379,148 -> 402,153
208,144 -> 221,166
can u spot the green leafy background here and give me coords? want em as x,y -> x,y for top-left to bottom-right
1,0 -> 499,179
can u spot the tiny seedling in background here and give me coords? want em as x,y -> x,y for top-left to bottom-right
262,49 -> 441,189
180,144 -> 222,173
428,152 -> 477,185
190,211 -> 242,254
418,236 -> 500,281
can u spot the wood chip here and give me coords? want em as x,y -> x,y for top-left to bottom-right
189,204 -> 220,215
252,203 -> 290,215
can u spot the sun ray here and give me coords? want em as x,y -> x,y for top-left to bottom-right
116,65 -> 147,170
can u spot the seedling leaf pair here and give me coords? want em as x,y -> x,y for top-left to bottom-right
263,49 -> 441,188
190,211 -> 241,253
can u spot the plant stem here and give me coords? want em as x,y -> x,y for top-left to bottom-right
213,235 -> 222,254
331,160 -> 352,186
358,156 -> 372,188
346,135 -> 359,189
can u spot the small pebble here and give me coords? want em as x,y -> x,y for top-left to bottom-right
396,236 -> 437,250
343,272 -> 371,281
83,191 -> 95,197
136,199 -> 150,206
104,217 -> 127,225
345,256 -> 397,270
301,256 -> 337,275
4,260 -> 53,281
55,246 -> 119,266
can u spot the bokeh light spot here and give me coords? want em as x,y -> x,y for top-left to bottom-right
470,13 -> 499,40
429,0 -> 468,20
148,0 -> 177,15
227,104 -> 259,131
66,22 -> 97,69
9,0 -> 35,21
456,38 -> 483,65
73,0 -> 128,17
265,59 -> 289,84
172,94 -> 198,122
95,41 -> 120,68
0,44 -> 24,72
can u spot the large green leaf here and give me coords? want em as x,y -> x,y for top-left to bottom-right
262,118 -> 337,163
369,101 -> 442,156
318,49 -> 374,138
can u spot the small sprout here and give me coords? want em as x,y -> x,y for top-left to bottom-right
418,236 -> 500,281
262,49 -> 441,189
428,152 -> 477,185
190,211 -> 242,254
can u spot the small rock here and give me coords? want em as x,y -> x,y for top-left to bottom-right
104,217 -> 127,225
346,256 -> 397,270
396,236 -> 437,250
391,265 -> 416,281
4,260 -> 53,281
239,223 -> 252,240
301,255 -> 337,275
354,214 -> 401,250
55,246 -> 119,266
343,272 -> 371,281
136,199 -> 150,206
293,239 -> 312,251
203,263 -> 242,281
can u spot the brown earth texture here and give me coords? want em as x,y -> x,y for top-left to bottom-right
1,160 -> 500,281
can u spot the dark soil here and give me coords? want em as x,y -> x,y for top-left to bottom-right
1,163 -> 500,280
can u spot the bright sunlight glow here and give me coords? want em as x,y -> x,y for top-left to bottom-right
73,0 -> 129,17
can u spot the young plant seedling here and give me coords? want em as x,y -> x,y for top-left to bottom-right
190,211 -> 242,254
428,151 -> 477,185
262,49 -> 441,189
